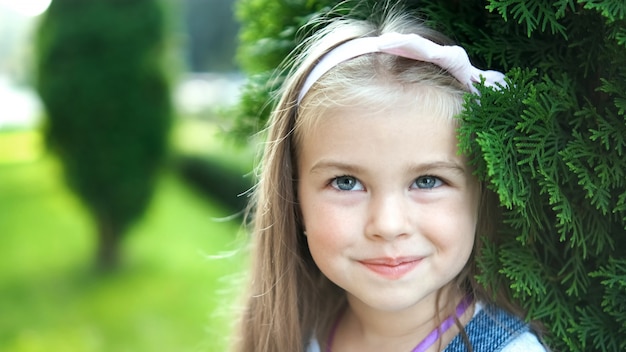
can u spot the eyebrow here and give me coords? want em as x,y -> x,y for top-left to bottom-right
309,160 -> 365,175
410,161 -> 468,175
309,160 -> 468,175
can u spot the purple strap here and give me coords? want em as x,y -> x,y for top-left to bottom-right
326,296 -> 472,352
412,296 -> 472,352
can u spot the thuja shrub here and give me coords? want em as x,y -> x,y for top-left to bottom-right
36,0 -> 172,269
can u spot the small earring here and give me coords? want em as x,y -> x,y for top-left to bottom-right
303,230 -> 308,237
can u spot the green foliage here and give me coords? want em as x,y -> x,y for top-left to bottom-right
459,56 -> 626,349
35,0 -> 172,268
459,30 -> 625,352
233,0 -> 355,137
485,0 -> 569,37
234,0 -> 626,350
176,154 -> 253,213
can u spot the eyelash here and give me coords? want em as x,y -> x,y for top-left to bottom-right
329,175 -> 445,191
330,175 -> 363,191
413,175 -> 445,189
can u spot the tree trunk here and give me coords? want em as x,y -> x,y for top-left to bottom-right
95,216 -> 121,271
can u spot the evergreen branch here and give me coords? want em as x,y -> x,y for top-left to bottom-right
615,191 -> 626,223
590,257 -> 626,291
590,258 -> 626,336
588,111 -> 626,158
561,148 -> 611,219
557,252 -> 590,297
535,170 -> 585,252
598,77 -> 626,119
529,284 -> 577,349
543,175 -> 616,259
232,71 -> 284,139
502,202 -> 552,245
514,74 -> 574,175
498,242 -> 548,299
476,129 -> 528,209
615,96 -> 626,116
459,70 -> 538,199
554,0 -> 577,18
475,235 -> 508,299
613,26 -> 626,46
571,304 -> 624,351
587,169 -> 612,214
486,0 -> 567,37
581,203 -> 616,255
578,0 -> 626,22
560,121 -> 624,219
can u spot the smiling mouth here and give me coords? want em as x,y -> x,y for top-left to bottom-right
358,257 -> 423,279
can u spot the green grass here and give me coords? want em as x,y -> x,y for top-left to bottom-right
0,129 -> 44,164
0,134 -> 248,351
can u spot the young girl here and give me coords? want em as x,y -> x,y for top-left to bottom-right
233,8 -> 548,352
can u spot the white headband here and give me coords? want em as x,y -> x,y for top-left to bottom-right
298,32 -> 506,102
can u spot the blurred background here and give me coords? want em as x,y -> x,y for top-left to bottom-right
0,0 -> 252,351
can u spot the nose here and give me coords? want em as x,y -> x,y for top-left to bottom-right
365,192 -> 413,241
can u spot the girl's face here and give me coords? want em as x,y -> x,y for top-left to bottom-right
297,99 -> 480,314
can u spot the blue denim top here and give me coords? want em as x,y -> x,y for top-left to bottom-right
444,304 -> 529,351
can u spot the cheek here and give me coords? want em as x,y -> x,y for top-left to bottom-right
306,232 -> 334,270
424,198 -> 478,258
305,221 -> 347,281
304,206 -> 352,248
302,202 -> 360,267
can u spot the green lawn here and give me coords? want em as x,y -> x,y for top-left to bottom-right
0,132 -> 248,352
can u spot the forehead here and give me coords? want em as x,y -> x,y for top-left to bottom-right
296,100 -> 466,172
295,85 -> 462,149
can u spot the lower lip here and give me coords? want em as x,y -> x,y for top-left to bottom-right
359,260 -> 421,280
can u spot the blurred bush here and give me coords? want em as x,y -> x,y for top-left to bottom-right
175,154 -> 253,216
35,0 -> 172,270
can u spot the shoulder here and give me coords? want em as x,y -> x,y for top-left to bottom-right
305,338 -> 321,352
500,331 -> 548,352
445,303 -> 548,352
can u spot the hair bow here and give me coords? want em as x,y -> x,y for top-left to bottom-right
298,32 -> 506,102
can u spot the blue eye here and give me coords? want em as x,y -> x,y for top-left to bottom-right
413,176 -> 443,189
331,176 -> 364,191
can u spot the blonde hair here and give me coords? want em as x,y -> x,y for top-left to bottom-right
232,8 -> 532,352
